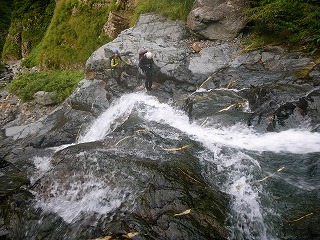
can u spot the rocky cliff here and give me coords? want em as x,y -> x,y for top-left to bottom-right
1,13 -> 319,148
1,0 -> 251,68
0,8 -> 319,240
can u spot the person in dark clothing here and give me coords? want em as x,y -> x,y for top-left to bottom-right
138,51 -> 154,90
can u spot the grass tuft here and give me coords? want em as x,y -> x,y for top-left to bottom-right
131,0 -> 194,25
6,70 -> 83,103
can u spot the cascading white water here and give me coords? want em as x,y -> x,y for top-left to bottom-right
74,92 -> 320,239
78,93 -> 151,143
80,92 -> 320,154
33,152 -> 135,224
35,173 -> 130,224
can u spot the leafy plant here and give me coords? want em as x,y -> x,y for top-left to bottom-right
246,0 -> 320,53
6,70 -> 83,102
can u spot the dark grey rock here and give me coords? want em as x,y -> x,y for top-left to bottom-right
68,79 -> 109,115
2,79 -> 109,148
187,0 -> 250,40
27,125 -> 229,240
33,91 -> 57,106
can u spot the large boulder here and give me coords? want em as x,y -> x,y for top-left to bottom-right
187,0 -> 250,40
85,14 -> 193,85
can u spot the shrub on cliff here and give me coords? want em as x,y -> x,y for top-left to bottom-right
6,70 -> 83,103
1,0 -> 55,62
247,0 -> 320,53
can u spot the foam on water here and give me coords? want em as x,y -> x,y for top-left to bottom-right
78,93 -> 154,143
34,92 -> 320,238
35,176 -> 129,223
77,92 -> 320,155
76,92 -> 320,238
30,156 -> 53,185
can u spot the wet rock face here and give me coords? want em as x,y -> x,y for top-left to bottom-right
2,116 -> 230,239
85,14 -> 193,87
187,0 -> 249,40
243,83 -> 320,132
0,158 -> 29,198
24,121 -> 229,240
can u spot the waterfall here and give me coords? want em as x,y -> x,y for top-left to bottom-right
69,92 -> 320,239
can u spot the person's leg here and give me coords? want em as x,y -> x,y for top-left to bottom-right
147,78 -> 152,90
114,68 -> 122,85
145,78 -> 151,90
145,71 -> 153,90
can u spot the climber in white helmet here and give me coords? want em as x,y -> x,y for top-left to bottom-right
138,50 -> 154,91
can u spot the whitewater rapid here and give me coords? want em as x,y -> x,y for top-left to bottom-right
79,92 -> 320,154
77,92 -> 320,239
35,92 -> 319,240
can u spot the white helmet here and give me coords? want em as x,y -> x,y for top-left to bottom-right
145,51 -> 153,59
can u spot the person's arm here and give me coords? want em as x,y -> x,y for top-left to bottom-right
120,57 -> 130,65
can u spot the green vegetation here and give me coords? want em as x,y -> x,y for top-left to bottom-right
131,0 -> 194,25
2,0 -> 55,62
26,0 -> 112,69
6,70 -> 83,103
246,0 -> 320,53
2,0 -> 194,69
0,0 -> 13,61
1,0 -> 196,104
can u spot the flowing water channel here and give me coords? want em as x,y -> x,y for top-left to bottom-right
25,92 -> 320,239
